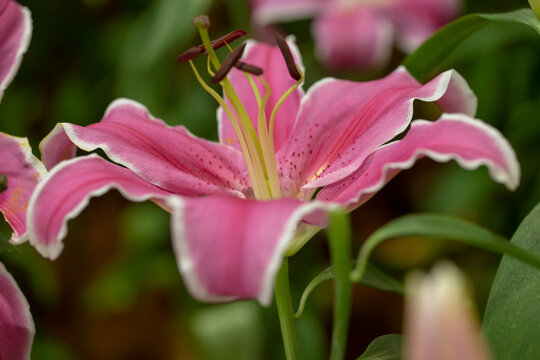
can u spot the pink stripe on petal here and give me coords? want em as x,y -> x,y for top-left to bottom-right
0,262 -> 34,360
44,99 -> 250,197
218,37 -> 304,152
0,132 -> 46,244
277,67 -> 476,196
27,155 -> 173,260
312,7 -> 393,70
317,114 -> 520,208
250,0 -> 325,24
169,195 -> 333,305
0,0 -> 31,102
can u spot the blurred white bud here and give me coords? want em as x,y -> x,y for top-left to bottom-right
404,262 -> 492,360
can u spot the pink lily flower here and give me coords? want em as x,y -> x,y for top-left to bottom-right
405,263 -> 492,360
0,0 -> 38,358
250,0 -> 461,69
1,0 -> 45,245
28,28 -> 518,306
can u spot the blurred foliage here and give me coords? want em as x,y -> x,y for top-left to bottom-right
0,0 -> 539,359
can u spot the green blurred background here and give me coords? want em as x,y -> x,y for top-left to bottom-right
1,0 -> 539,359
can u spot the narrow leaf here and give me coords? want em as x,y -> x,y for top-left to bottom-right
351,213 -> 540,282
295,263 -> 403,318
356,334 -> 404,360
482,203 -> 540,359
403,8 -> 540,80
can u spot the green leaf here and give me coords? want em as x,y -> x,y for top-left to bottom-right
403,8 -> 540,80
295,263 -> 403,318
351,213 -> 540,282
482,203 -> 540,359
356,334 -> 404,360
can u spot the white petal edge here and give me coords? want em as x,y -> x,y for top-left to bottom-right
0,133 -> 47,245
342,113 -> 520,208
26,154 -> 171,260
0,261 -> 34,360
57,98 -> 246,198
0,6 -> 32,102
169,195 -> 338,306
300,67 -> 477,190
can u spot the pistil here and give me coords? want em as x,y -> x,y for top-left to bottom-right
194,17 -> 272,200
182,16 -> 305,201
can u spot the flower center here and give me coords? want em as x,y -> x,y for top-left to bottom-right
178,16 -> 304,201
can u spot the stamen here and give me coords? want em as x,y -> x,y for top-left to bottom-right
274,33 -> 301,81
188,60 -> 267,200
210,30 -> 247,51
0,174 -> 7,193
190,15 -> 272,200
211,43 -> 246,84
177,47 -> 204,63
177,30 -> 247,63
235,62 -> 263,75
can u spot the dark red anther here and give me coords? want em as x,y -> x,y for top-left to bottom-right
210,30 -> 247,51
211,43 -> 247,84
192,15 -> 211,29
0,174 -> 7,194
176,46 -> 204,63
235,61 -> 263,76
177,30 -> 247,63
274,33 -> 301,81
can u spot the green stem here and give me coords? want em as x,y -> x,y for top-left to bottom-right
328,211 -> 353,360
274,259 -> 299,360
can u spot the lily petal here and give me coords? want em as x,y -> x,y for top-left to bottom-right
40,98 -> 249,197
317,114 -> 520,208
27,154 -> 173,260
0,132 -> 46,244
250,0 -> 325,25
0,262 -> 34,360
0,0 -> 31,102
169,195 -> 333,305
312,7 -> 393,70
278,67 -> 476,195
218,37 -> 304,152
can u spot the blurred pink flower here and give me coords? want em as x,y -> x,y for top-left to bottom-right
251,0 -> 461,69
0,1 -> 37,358
27,36 -> 518,305
405,263 -> 492,360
